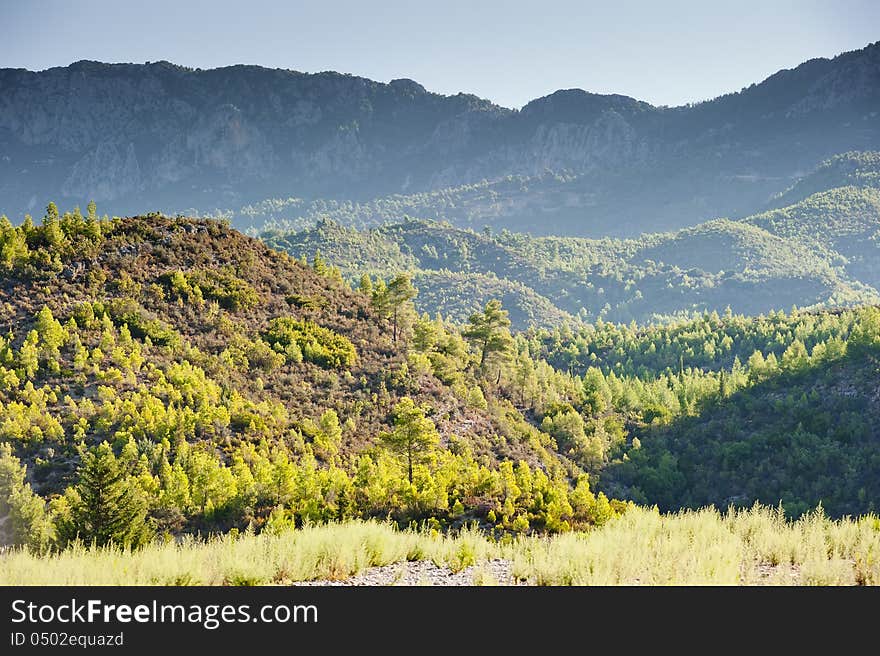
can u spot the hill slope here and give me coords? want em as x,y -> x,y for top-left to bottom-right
3,207 -> 880,552
764,150 -> 880,209
601,334 -> 880,517
526,305 -> 880,517
0,207 -> 624,548
746,185 -> 880,288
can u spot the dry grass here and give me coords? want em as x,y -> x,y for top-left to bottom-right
505,505 -> 880,585
2,505 -> 878,585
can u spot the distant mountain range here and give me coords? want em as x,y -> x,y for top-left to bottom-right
2,42 -> 879,236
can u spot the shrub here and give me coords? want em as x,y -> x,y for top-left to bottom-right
264,318 -> 356,369
161,267 -> 259,311
105,299 -> 180,348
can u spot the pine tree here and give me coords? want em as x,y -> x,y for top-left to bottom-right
0,216 -> 29,270
848,307 -> 880,357
315,409 -> 343,460
42,202 -> 65,249
84,200 -> 102,241
312,250 -> 328,276
463,300 -> 514,378
582,366 -> 612,415
379,397 -> 439,483
45,202 -> 59,223
35,306 -> 67,361
373,274 -> 417,343
358,273 -> 373,296
60,442 -> 150,548
388,275 -> 417,343
18,330 -> 39,380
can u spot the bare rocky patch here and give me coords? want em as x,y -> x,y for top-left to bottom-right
294,558 -> 521,586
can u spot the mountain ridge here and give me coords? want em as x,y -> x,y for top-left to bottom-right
3,42 -> 879,235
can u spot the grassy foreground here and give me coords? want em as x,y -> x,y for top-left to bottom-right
2,505 -> 879,585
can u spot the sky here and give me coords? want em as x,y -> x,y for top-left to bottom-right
1,0 -> 877,109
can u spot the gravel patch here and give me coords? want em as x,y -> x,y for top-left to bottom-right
752,562 -> 802,584
294,559 -> 520,586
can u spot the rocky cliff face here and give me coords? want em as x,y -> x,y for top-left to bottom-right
0,61 -> 510,207
1,42 -> 878,234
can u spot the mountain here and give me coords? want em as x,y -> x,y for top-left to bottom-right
2,42 -> 879,236
263,177 -> 880,328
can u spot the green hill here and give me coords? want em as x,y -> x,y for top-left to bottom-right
264,186 -> 880,328
603,335 -> 880,517
0,206 -> 624,551
412,270 -> 573,328
3,204 -> 880,558
765,151 -> 880,209
746,185 -> 880,287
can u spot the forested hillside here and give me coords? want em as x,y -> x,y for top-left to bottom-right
765,151 -> 880,209
0,205 -> 623,552
263,176 -> 880,328
214,149 -> 880,238
527,307 -> 880,516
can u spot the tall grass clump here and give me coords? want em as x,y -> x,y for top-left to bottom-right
506,506 -> 744,585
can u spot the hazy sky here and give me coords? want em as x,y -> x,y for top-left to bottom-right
1,0 -> 877,108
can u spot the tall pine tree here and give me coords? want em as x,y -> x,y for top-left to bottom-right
379,398 -> 439,484
463,300 -> 514,380
59,442 -> 150,548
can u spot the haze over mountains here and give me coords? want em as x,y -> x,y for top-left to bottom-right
2,41 -> 879,237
